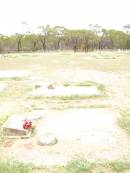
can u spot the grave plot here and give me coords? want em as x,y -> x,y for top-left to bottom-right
37,109 -> 121,145
31,85 -> 102,98
5,109 -> 130,166
36,109 -> 130,160
2,111 -> 53,139
2,114 -> 40,138
0,70 -> 31,79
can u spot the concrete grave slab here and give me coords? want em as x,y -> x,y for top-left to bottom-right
0,70 -> 31,78
32,86 -> 101,97
2,115 -> 30,137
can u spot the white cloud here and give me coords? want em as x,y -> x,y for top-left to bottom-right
0,0 -> 130,34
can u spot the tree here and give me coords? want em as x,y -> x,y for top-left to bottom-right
14,33 -> 23,52
123,24 -> 130,49
107,30 -> 128,49
37,25 -> 53,51
53,26 -> 65,50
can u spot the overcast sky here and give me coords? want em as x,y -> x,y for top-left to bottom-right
0,0 -> 129,35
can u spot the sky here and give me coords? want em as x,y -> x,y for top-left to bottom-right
0,0 -> 130,35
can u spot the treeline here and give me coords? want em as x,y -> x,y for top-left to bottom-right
0,24 -> 130,53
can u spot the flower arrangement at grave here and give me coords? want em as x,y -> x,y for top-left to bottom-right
23,118 -> 36,131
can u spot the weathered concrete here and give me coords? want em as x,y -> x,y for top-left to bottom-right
32,86 -> 101,97
2,116 -> 29,136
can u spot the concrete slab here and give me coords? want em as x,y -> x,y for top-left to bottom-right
0,70 -> 31,78
2,116 -> 29,136
32,86 -> 101,97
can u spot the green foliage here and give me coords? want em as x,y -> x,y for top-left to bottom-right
0,25 -> 130,52
108,30 -> 128,49
108,160 -> 130,172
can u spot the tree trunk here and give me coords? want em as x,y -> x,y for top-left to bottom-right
17,39 -> 22,52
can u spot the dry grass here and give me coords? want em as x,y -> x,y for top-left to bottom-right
0,51 -> 130,172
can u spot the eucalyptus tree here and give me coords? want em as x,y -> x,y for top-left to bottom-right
37,25 -> 53,51
53,26 -> 65,50
123,24 -> 130,49
23,33 -> 39,51
107,30 -> 128,49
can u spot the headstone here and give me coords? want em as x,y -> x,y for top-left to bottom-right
37,133 -> 57,146
2,116 -> 30,136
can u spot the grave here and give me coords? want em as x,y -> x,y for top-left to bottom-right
37,109 -> 119,145
32,86 -> 101,97
0,70 -> 31,78
2,109 -> 130,165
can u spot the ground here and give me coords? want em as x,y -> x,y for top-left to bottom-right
0,51 -> 130,172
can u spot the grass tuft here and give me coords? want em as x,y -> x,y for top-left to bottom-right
76,81 -> 99,87
118,110 -> 130,136
65,158 -> 95,173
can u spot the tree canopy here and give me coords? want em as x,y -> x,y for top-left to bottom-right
0,24 -> 129,53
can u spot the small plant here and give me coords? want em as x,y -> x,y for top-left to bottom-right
76,81 -> 97,87
65,158 -> 94,173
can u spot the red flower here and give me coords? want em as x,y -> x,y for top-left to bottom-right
23,118 -> 32,129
